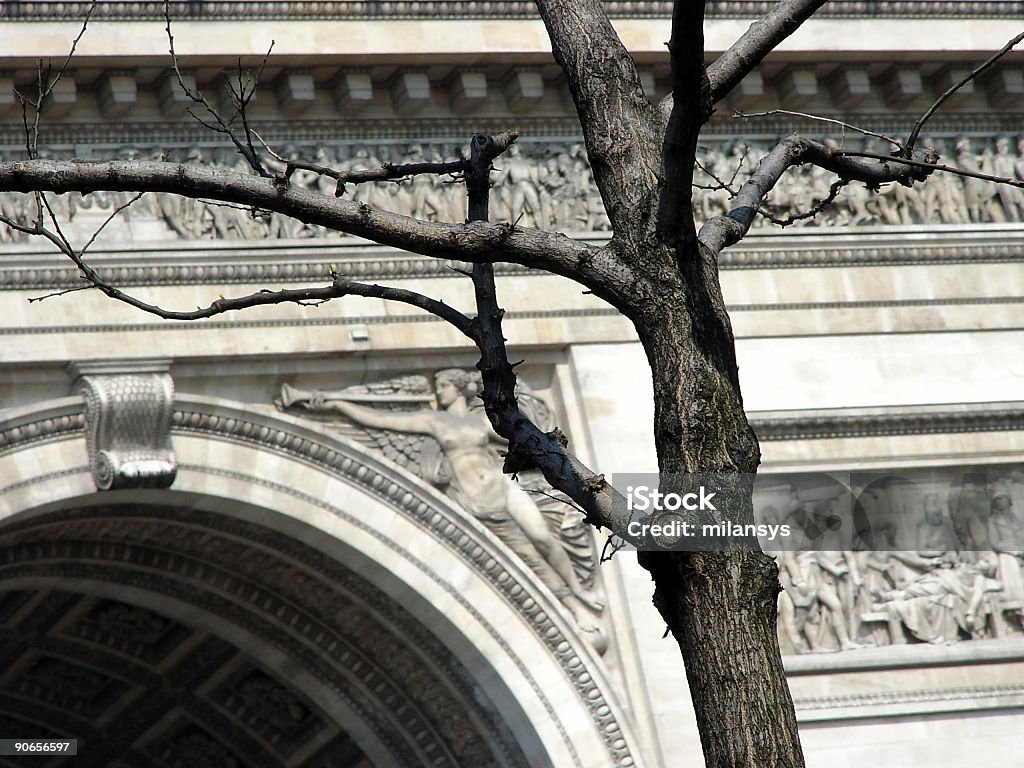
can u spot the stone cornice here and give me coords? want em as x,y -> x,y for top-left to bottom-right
719,225 -> 1024,270
0,118 -> 590,150
1,0 -> 1020,20
2,114 -> 1021,151
793,683 -> 1024,721
751,401 -> 1024,442
785,637 -> 1024,673
2,225 -> 1022,291
0,242 -> 533,290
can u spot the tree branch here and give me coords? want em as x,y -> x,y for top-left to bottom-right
165,0 -> 270,175
463,132 -> 629,536
698,135 -> 936,254
706,0 -> 830,104
532,0 -> 661,233
833,150 -> 1024,189
255,130 -> 469,197
0,158 -> 631,291
733,109 -> 904,149
906,28 -> 1024,152
657,0 -> 710,251
12,208 -> 475,330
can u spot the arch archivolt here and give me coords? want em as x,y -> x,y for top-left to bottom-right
0,394 -> 643,768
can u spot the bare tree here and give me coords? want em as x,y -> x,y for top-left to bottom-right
1,2 -> 1020,766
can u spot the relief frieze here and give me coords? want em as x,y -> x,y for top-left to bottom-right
3,134 -> 1024,247
757,467 -> 1024,654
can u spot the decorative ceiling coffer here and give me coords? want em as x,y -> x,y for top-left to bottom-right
70,360 -> 177,490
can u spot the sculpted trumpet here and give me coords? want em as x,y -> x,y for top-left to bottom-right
278,382 -> 433,409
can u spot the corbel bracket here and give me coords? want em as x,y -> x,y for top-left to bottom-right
69,359 -> 177,491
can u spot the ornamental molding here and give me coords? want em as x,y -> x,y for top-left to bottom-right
718,225 -> 1024,270
751,401 -> 1024,442
1,115 -> 1020,151
0,118 -> 589,150
1,1 -> 1020,21
0,245 -> 534,290
793,683 -> 1024,716
0,307 -> 628,340
2,225 -> 1023,292
0,397 -> 85,456
784,636 -> 1024,673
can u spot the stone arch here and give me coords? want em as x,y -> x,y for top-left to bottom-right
0,394 -> 644,768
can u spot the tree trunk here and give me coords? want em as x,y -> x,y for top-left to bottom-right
633,246 -> 806,767
640,549 -> 803,767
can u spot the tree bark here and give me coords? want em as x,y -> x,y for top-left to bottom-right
615,236 -> 806,766
642,549 -> 802,767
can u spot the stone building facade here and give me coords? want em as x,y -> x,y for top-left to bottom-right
0,2 -> 1023,766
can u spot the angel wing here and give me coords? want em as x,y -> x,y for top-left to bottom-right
277,376 -> 451,487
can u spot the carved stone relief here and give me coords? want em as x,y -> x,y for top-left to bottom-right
277,369 -> 609,652
4,133 -> 1021,245
757,466 -> 1024,654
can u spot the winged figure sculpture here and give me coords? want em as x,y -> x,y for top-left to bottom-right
278,369 -> 606,647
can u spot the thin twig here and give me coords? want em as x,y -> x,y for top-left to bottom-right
734,109 -> 904,149
196,198 -> 255,211
524,486 -> 588,516
759,178 -> 850,226
907,29 -> 1024,152
694,157 -> 739,195
234,44 -> 274,172
28,284 -> 96,303
18,1 -> 96,157
164,0 -> 269,175
600,534 -> 628,563
39,193 -> 76,255
79,193 -> 145,255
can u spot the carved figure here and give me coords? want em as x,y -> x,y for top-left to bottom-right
954,137 -> 993,223
989,487 -> 1024,618
874,554 -> 1002,643
494,143 -> 542,226
992,136 -> 1024,221
400,144 -> 447,222
915,492 -> 959,555
279,370 -> 605,639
